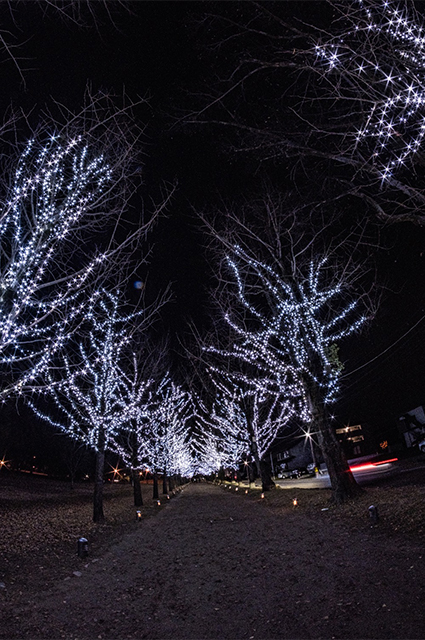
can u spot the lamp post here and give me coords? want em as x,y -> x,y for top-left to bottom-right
306,432 -> 317,472
244,460 -> 252,489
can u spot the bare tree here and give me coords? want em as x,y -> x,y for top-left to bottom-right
109,335 -> 181,505
144,374 -> 193,497
0,90 -> 172,402
193,384 -> 249,477
187,0 -> 425,226
0,1 -> 130,85
197,374 -> 293,491
108,355 -> 154,508
27,289 -> 149,522
199,194 -> 376,502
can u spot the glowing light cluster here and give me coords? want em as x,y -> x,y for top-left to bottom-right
194,382 -> 250,472
111,373 -> 195,478
207,246 -> 365,426
314,0 -> 425,180
197,373 -> 294,474
145,375 -> 194,477
0,135 -> 111,398
28,290 -> 143,452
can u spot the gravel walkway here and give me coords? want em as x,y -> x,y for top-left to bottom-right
2,482 -> 425,639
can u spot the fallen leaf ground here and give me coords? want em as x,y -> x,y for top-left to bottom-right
1,472 -> 425,639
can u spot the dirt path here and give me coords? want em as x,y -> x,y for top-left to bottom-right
2,482 -> 425,639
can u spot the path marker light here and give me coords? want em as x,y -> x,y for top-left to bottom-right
77,537 -> 88,558
293,498 -> 298,507
136,510 -> 142,521
368,504 -> 379,524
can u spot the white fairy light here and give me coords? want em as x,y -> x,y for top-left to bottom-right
313,0 -> 425,179
27,289 -> 144,453
145,375 -> 194,477
0,135 -> 111,398
206,246 -> 365,425
196,372 -> 294,475
113,373 -> 196,478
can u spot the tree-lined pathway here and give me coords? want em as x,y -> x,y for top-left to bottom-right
3,483 -> 425,639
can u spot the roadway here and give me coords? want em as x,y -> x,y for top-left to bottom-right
271,455 -> 425,489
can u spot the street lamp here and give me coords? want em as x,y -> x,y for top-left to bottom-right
305,432 -> 317,472
244,460 -> 252,489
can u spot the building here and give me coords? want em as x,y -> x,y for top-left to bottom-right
398,405 -> 425,449
335,424 -> 365,458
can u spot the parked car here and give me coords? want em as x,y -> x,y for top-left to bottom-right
418,439 -> 425,453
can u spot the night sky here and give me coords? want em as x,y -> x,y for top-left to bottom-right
2,1 -> 425,444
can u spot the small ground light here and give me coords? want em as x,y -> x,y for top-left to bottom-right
235,487 -> 239,491
368,504 -> 379,524
136,510 -> 142,521
261,493 -> 265,499
293,498 -> 298,507
245,489 -> 249,494
157,500 -> 161,506
167,494 -> 170,500
77,537 -> 88,558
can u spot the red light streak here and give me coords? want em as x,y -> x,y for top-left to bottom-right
349,458 -> 398,472
350,463 -> 375,471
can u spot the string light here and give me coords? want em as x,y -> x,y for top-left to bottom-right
313,0 -> 425,180
111,373 -> 196,479
0,135 -> 111,399
208,247 -> 364,415
28,289 -> 144,453
202,245 -> 365,476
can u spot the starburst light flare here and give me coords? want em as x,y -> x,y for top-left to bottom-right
313,0 -> 425,180
207,246 -> 365,423
28,289 -> 144,452
0,135 -> 112,398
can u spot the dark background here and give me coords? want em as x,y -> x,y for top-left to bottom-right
1,1 -> 425,469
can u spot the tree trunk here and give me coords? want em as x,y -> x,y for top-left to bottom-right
162,469 -> 168,495
259,458 -> 275,491
93,443 -> 105,523
153,473 -> 159,500
308,388 -> 363,503
169,474 -> 175,491
132,468 -> 143,507
318,419 -> 362,503
251,441 -> 275,491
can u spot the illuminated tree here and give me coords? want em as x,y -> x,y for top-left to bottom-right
107,354 -> 156,507
207,242 -> 367,501
196,375 -> 293,490
193,389 -> 248,477
28,289 -> 144,522
191,0 -> 425,226
0,135 -> 111,399
112,372 -> 193,501
193,431 -> 229,477
0,85 -> 163,402
309,0 -> 425,189
145,374 -> 193,497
